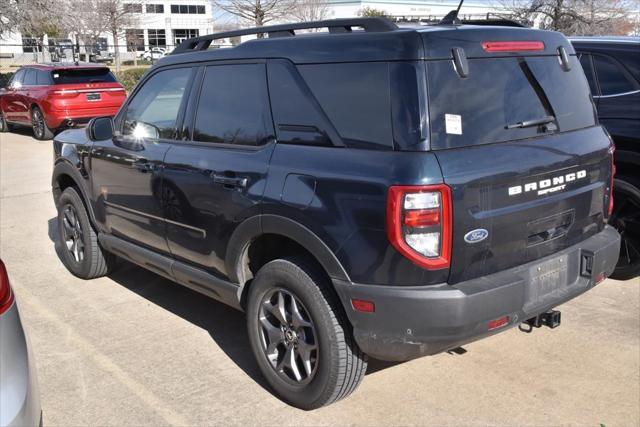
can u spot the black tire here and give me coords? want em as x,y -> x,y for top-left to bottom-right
56,187 -> 114,279
31,106 -> 54,140
609,176 -> 640,281
247,256 -> 367,410
0,112 -> 10,133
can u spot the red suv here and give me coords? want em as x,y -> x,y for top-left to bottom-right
0,64 -> 126,140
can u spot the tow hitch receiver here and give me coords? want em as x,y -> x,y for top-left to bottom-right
519,310 -> 561,333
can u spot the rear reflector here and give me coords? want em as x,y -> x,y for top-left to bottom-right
487,316 -> 509,330
482,41 -> 545,53
0,260 -> 14,315
351,299 -> 375,313
608,144 -> 616,216
595,272 -> 606,284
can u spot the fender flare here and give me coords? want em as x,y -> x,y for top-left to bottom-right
51,160 -> 98,226
225,214 -> 350,285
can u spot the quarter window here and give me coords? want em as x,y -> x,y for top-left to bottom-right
193,64 -> 273,146
593,55 -> 638,96
122,68 -> 191,140
298,62 -> 393,149
579,54 -> 598,95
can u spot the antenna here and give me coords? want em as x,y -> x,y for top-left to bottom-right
439,0 -> 465,25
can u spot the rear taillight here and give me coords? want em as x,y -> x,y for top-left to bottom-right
387,184 -> 452,270
0,260 -> 14,315
608,144 -> 616,216
482,41 -> 545,53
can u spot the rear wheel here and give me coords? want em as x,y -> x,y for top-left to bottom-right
57,187 -> 114,279
31,106 -> 54,140
246,257 -> 367,409
0,112 -> 11,133
609,176 -> 640,281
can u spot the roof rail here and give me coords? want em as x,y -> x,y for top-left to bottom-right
172,18 -> 399,54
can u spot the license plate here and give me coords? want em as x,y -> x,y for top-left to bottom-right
86,93 -> 101,101
525,255 -> 569,309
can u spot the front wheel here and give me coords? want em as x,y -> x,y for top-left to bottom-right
246,257 -> 367,409
609,176 -> 640,280
31,106 -> 54,140
56,187 -> 115,279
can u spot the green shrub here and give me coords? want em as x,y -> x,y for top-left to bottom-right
0,72 -> 14,88
116,68 -> 148,92
122,60 -> 154,66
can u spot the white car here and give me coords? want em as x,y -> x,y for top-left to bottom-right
139,48 -> 166,61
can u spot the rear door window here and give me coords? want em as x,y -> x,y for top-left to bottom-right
427,55 -> 596,149
192,64 -> 273,146
22,69 -> 37,86
51,68 -> 117,84
593,55 -> 639,96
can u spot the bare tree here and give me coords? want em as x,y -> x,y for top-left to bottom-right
358,6 -> 388,17
61,0 -> 109,60
214,0 -> 296,28
10,0 -> 63,60
97,0 -> 140,71
292,0 -> 330,22
497,0 -> 635,35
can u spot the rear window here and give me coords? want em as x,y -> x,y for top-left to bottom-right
427,55 -> 596,149
51,68 -> 117,84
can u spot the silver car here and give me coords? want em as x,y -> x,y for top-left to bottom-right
0,260 -> 41,427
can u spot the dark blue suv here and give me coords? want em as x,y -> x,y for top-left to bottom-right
52,18 -> 620,409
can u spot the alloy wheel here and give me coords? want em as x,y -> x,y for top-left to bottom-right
62,204 -> 85,263
258,288 -> 319,385
32,109 -> 44,139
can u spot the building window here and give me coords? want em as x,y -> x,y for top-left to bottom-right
126,29 -> 145,52
21,36 -> 39,53
123,3 -> 143,13
146,4 -> 164,13
170,4 -> 205,14
173,29 -> 199,45
148,29 -> 167,48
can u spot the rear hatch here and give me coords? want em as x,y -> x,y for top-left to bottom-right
48,67 -> 125,111
421,27 -> 614,284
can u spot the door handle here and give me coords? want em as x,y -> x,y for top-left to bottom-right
133,158 -> 155,172
210,173 -> 248,189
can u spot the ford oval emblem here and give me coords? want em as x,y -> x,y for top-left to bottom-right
464,229 -> 489,244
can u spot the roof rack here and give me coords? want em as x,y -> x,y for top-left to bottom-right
172,18 -> 399,55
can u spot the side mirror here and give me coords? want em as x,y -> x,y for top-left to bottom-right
87,117 -> 114,141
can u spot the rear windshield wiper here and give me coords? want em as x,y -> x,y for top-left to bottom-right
505,115 -> 556,129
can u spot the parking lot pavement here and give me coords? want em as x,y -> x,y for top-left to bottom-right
1,130 -> 639,426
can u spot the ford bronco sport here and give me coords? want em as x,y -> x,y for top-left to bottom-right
52,18 -> 621,409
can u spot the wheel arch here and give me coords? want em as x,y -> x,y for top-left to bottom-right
226,214 -> 351,303
52,160 -> 98,226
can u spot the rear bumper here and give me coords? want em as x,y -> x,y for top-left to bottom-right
0,301 -> 41,427
46,106 -> 120,128
333,225 -> 621,361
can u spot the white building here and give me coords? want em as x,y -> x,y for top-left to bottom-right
115,1 -> 214,53
324,0 -> 508,20
0,0 -> 214,60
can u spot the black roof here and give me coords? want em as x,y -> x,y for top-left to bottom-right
156,18 -> 572,68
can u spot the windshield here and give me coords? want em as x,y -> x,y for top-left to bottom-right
51,68 -> 117,84
427,55 -> 596,149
